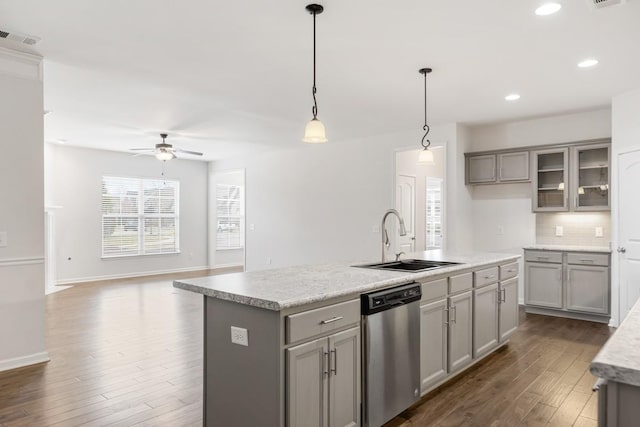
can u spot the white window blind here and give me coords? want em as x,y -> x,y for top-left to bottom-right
216,184 -> 244,250
426,177 -> 443,249
102,176 -> 180,257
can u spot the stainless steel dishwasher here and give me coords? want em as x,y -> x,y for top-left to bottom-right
361,282 -> 422,427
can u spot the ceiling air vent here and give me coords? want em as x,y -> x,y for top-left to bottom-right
0,28 -> 41,45
588,0 -> 625,9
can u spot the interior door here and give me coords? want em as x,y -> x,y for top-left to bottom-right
395,174 -> 416,253
619,150 -> 640,320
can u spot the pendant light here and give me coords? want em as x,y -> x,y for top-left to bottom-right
417,67 -> 435,165
302,4 -> 328,143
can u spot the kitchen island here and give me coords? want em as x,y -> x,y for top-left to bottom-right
174,250 -> 521,427
590,297 -> 640,426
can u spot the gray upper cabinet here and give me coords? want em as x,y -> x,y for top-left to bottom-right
571,143 -> 610,211
473,283 -> 499,358
498,152 -> 530,182
448,290 -> 473,373
466,151 -> 530,185
419,298 -> 448,393
532,147 -> 570,212
467,155 -> 497,184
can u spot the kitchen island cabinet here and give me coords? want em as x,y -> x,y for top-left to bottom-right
174,250 -> 520,427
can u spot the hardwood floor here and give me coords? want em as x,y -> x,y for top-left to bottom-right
0,272 -> 612,426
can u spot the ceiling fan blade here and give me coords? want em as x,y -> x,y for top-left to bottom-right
129,148 -> 155,152
174,148 -> 203,156
131,153 -> 148,158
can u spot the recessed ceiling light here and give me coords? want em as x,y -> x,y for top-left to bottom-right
578,59 -> 599,68
535,3 -> 562,15
505,94 -> 521,101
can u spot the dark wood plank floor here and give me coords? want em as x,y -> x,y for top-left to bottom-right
0,272 -> 612,426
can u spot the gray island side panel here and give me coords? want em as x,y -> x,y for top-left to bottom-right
204,296 -> 282,427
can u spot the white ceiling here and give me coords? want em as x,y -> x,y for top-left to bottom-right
1,0 -> 639,160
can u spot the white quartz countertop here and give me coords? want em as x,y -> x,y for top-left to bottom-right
524,244 -> 611,253
591,299 -> 640,387
173,250 -> 520,311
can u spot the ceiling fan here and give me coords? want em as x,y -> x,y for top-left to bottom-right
129,133 -> 203,161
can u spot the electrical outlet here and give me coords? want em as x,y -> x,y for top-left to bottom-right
595,227 -> 604,237
0,231 -> 7,247
555,225 -> 564,237
372,225 -> 380,233
249,223 -> 255,231
230,326 -> 249,346
497,226 -> 504,236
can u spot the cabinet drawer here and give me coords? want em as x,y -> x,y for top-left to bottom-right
286,299 -> 360,344
420,278 -> 448,302
474,267 -> 499,288
500,262 -> 519,281
525,250 -> 563,264
567,252 -> 609,267
449,273 -> 472,294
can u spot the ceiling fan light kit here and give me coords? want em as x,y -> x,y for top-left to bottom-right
129,133 -> 203,162
302,3 -> 328,144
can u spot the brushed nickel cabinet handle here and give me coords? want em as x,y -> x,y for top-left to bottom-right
320,316 -> 343,325
330,349 -> 337,375
323,351 -> 329,376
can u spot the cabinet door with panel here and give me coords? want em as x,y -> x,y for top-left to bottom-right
572,144 -> 610,211
566,265 -> 610,314
532,148 -> 569,212
448,291 -> 473,373
419,299 -> 448,394
498,151 -> 530,182
287,337 -> 329,427
473,282 -> 499,358
499,277 -> 519,342
328,327 -> 361,427
468,155 -> 497,184
525,262 -> 563,308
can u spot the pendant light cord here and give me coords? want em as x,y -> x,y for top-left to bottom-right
421,70 -> 431,150
311,10 -> 318,120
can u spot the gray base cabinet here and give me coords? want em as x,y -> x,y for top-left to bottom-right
287,326 -> 360,427
596,380 -> 640,427
448,291 -> 473,373
524,249 -> 610,321
419,298 -> 448,392
499,278 -> 519,341
473,283 -> 499,358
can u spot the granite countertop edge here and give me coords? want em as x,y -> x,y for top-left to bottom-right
590,299 -> 640,387
173,251 -> 520,311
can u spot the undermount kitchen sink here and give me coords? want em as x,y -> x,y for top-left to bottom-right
355,259 -> 461,273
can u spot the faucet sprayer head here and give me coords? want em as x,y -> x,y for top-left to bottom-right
398,219 -> 407,236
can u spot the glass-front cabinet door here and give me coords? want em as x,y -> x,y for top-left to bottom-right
572,144 -> 610,211
533,148 -> 569,212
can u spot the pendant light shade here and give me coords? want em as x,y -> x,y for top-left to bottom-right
156,150 -> 175,161
417,67 -> 435,165
303,4 -> 327,143
303,118 -> 328,143
418,147 -> 434,165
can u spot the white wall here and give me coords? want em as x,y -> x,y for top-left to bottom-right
210,124 -> 471,272
468,109 -> 612,302
0,45 -> 48,371
207,167 -> 245,268
611,87 -> 640,325
46,144 -> 209,284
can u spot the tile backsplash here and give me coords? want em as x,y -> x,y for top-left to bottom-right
536,212 -> 611,246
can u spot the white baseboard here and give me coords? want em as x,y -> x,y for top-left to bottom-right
56,265 -> 210,285
0,351 -> 49,373
211,263 -> 244,270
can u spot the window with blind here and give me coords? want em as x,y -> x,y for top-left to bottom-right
425,177 -> 443,249
216,184 -> 244,250
102,176 -> 180,257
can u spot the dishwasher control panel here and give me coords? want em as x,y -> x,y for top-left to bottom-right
361,282 -> 422,315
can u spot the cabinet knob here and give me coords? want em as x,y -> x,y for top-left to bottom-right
617,247 -> 627,254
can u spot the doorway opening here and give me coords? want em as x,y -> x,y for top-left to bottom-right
393,147 -> 446,257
